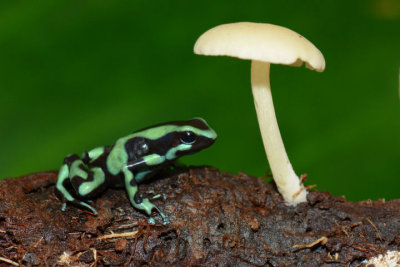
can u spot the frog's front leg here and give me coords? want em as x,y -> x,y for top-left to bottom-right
55,154 -> 105,215
122,167 -> 170,225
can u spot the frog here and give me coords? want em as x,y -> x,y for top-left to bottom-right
55,118 -> 217,225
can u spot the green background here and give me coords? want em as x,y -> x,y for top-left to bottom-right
1,0 -> 399,202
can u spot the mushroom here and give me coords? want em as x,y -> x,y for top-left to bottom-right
194,22 -> 325,205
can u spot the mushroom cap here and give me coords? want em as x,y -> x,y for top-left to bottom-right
194,22 -> 325,72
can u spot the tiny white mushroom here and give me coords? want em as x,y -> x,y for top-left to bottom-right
194,22 -> 325,205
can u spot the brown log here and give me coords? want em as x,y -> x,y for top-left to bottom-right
0,167 -> 399,266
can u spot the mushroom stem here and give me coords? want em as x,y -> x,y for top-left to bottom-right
250,60 -> 307,204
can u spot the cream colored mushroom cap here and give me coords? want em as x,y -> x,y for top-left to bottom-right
194,22 -> 325,72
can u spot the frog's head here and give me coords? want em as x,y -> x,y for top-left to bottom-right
132,118 -> 216,163
173,118 -> 217,157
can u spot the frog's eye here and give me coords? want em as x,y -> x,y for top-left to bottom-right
180,131 -> 197,144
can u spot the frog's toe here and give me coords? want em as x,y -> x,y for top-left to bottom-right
61,203 -> 67,212
162,217 -> 171,225
87,206 -> 98,215
147,217 -> 156,225
90,208 -> 98,215
151,194 -> 162,200
77,200 -> 98,215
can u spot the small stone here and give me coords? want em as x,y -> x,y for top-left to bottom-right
249,218 -> 260,231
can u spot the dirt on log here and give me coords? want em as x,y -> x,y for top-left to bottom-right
0,166 -> 399,266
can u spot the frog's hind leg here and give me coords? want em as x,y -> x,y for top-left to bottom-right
55,162 -> 74,211
55,154 -> 102,215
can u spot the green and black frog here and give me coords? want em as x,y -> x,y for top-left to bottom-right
55,118 -> 217,224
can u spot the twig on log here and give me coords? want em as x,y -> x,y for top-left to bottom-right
293,236 -> 328,251
0,256 -> 19,266
97,231 -> 139,240
364,217 -> 383,242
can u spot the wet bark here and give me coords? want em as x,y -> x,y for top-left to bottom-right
0,167 -> 399,266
